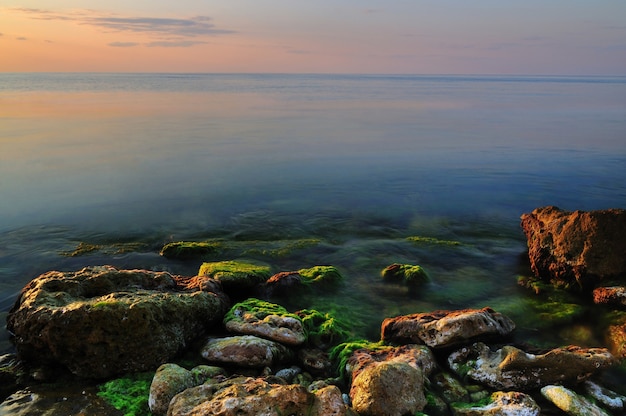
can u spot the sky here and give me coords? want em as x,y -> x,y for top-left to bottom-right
2,0 -> 626,74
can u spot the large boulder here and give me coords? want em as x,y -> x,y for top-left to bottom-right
381,307 -> 515,348
520,206 -> 626,289
448,342 -> 615,391
6,266 -> 230,379
346,344 -> 437,383
167,376 -> 354,416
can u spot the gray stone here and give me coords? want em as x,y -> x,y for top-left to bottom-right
541,384 -> 611,416
201,335 -> 294,368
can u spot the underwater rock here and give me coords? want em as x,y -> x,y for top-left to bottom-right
584,380 -> 626,412
223,298 -> 306,346
350,360 -> 426,416
198,260 -> 272,292
6,266 -> 229,379
200,335 -> 294,368
541,384 -> 611,416
520,206 -> 626,289
160,241 -> 222,260
593,286 -> 626,307
451,391 -> 540,416
448,342 -> 615,391
431,371 -> 469,404
381,307 -> 515,348
381,263 -> 430,291
0,354 -> 27,402
167,376 -> 353,416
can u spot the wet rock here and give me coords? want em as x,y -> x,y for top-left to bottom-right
448,342 -> 615,391
223,298 -> 306,346
381,263 -> 429,291
200,335 -> 294,368
451,391 -> 540,416
584,380 -> 626,412
593,286 -> 626,307
198,260 -> 271,292
520,206 -> 626,289
431,371 -> 469,403
605,318 -> 626,358
298,348 -> 333,376
149,363 -> 226,416
274,365 -> 301,383
0,354 -> 27,402
541,384 -> 610,416
6,266 -> 229,379
381,307 -> 515,348
167,376 -> 353,416
346,344 -> 437,383
262,271 -> 303,296
350,360 -> 426,416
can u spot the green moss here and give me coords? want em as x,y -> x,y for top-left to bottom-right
241,239 -> 321,258
224,298 -> 301,323
406,236 -> 462,246
160,241 -> 223,259
298,266 -> 343,285
198,260 -> 271,289
296,309 -> 351,349
97,372 -> 153,416
62,241 -> 148,257
381,263 -> 429,287
329,340 -> 390,380
451,394 -> 493,409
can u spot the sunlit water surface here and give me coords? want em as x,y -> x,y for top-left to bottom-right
1,73 -> 625,357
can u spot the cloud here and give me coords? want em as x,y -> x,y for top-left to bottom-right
17,36 -> 28,41
108,41 -> 140,47
10,7 -> 234,42
145,40 -> 208,47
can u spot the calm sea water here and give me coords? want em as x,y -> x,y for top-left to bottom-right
1,73 -> 625,355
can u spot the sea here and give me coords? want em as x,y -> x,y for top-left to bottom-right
1,73 -> 625,360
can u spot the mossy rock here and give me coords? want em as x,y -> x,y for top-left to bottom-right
97,372 -> 153,416
160,241 -> 223,260
198,261 -> 271,291
296,309 -> 352,349
298,266 -> 343,285
224,298 -> 301,323
381,263 -> 430,288
406,236 -> 462,246
329,340 -> 390,380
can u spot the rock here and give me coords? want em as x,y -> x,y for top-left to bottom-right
6,266 -> 229,379
346,344 -> 437,383
200,335 -> 294,368
149,363 -> 227,416
451,391 -> 540,416
448,342 -> 615,391
520,206 -> 626,289
223,298 -> 306,346
381,307 -> 515,348
350,360 -> 426,416
261,266 -> 343,296
605,318 -> 626,358
541,384 -> 611,416
274,366 -> 301,383
584,380 -> 626,412
296,309 -> 351,350
0,354 -> 27,402
593,286 -> 626,307
160,241 -> 222,260
167,376 -> 354,416
431,371 -> 469,404
381,263 -> 429,291
198,260 -> 271,292
298,348 -> 333,376
298,265 -> 344,285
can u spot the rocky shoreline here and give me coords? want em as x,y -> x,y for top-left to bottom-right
1,206 -> 625,415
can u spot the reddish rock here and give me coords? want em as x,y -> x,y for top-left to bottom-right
520,206 -> 626,289
6,266 -> 230,379
381,307 -> 515,348
346,344 -> 436,383
593,286 -> 626,307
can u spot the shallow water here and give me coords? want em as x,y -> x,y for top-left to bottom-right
1,73 -> 625,356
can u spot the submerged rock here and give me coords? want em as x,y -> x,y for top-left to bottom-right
381,263 -> 430,292
381,307 -> 515,348
520,206 -> 626,289
167,376 -> 353,416
200,335 -> 294,368
541,384 -> 611,416
198,260 -> 271,292
451,391 -> 540,416
448,342 -> 615,391
350,360 -> 426,416
6,266 -> 229,379
223,298 -> 306,346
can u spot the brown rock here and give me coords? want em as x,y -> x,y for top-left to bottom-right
593,286 -> 626,306
350,361 -> 426,416
520,206 -> 626,289
381,307 -> 515,348
448,342 -> 616,391
6,266 -> 230,379
346,344 -> 437,383
451,391 -> 540,416
200,335 -> 294,368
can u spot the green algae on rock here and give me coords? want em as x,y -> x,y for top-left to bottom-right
406,236 -> 462,246
298,265 -> 343,285
381,263 -> 429,290
296,309 -> 352,349
198,260 -> 271,291
160,241 -> 223,260
98,372 -> 153,416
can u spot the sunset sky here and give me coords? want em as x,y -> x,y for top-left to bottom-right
2,1 -> 626,74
